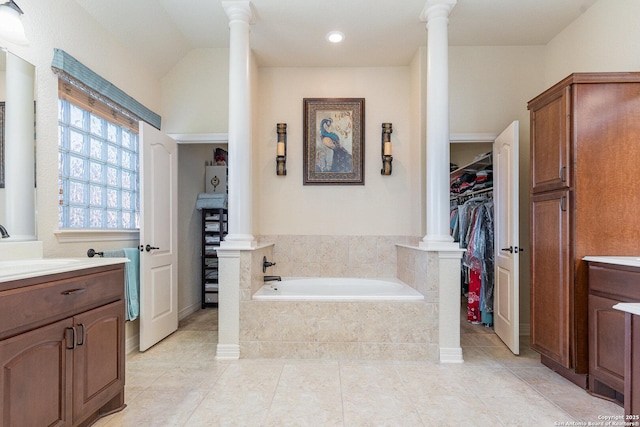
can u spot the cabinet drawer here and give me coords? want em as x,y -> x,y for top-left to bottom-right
0,268 -> 124,339
588,264 -> 640,301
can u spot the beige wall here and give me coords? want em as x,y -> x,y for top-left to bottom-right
545,0 -> 640,86
255,66 -> 420,236
161,48 -> 230,134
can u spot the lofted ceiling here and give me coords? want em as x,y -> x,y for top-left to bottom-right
72,0 -> 597,77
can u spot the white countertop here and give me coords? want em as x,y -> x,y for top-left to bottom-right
0,257 -> 129,283
613,303 -> 640,316
582,256 -> 640,268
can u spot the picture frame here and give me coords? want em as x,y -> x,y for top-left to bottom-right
303,98 -> 365,185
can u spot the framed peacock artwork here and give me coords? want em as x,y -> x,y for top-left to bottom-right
303,98 -> 365,185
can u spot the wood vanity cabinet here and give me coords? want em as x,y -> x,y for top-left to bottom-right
0,264 -> 126,426
587,262 -> 640,405
528,72 -> 640,389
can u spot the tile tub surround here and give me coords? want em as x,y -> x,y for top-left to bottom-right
396,244 -> 440,299
238,240 -> 438,360
240,300 -> 438,360
257,235 -> 421,278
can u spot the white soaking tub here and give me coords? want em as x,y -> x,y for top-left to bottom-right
252,277 -> 424,301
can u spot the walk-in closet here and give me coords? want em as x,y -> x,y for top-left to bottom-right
450,124 -> 521,355
450,143 -> 495,327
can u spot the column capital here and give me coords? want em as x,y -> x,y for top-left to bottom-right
222,0 -> 256,25
420,0 -> 457,22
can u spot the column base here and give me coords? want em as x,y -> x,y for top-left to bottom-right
440,347 -> 464,363
216,344 -> 240,360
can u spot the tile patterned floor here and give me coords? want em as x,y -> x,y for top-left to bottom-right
95,307 -> 623,426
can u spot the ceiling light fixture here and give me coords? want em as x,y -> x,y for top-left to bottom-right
0,0 -> 28,45
326,31 -> 344,44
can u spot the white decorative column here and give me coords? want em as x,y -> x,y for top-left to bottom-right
420,0 -> 464,363
4,52 -> 36,241
217,0 -> 255,360
221,0 -> 255,249
420,0 -> 456,249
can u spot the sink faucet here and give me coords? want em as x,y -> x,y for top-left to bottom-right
0,224 -> 9,239
264,275 -> 281,282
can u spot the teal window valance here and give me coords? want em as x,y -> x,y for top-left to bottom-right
51,48 -> 161,130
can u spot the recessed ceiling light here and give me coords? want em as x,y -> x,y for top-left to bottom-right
326,31 -> 344,43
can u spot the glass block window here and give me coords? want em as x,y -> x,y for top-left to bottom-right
58,98 -> 139,229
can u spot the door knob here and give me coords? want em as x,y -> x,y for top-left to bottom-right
145,244 -> 159,252
501,246 -> 514,253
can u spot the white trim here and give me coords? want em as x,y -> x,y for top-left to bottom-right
179,302 -> 201,321
439,347 -> 464,363
168,133 -> 229,144
450,132 -> 497,143
216,344 -> 240,360
54,229 -> 139,243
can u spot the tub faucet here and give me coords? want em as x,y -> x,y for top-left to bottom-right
262,256 -> 276,273
0,224 -> 9,239
264,275 -> 281,282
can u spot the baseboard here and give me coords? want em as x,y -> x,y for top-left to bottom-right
540,355 -> 588,389
440,347 -> 464,363
216,344 -> 240,360
179,301 -> 201,321
519,323 -> 531,336
126,332 -> 139,355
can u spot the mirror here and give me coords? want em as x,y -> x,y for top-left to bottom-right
0,48 -> 36,240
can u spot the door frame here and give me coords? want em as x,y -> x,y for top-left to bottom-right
450,130 -> 522,354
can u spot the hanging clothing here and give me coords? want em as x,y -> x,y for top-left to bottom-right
451,196 -> 495,326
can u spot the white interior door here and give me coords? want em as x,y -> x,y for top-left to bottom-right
494,121 -> 520,355
139,122 -> 178,351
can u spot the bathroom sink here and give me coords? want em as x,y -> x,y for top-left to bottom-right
0,257 -> 129,283
0,259 -> 81,275
583,256 -> 640,268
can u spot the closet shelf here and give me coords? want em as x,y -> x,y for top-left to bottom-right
450,152 -> 493,202
201,207 -> 227,308
450,152 -> 492,181
450,187 -> 493,201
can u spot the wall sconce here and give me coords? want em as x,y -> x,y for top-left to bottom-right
381,123 -> 393,175
0,1 -> 28,45
276,123 -> 287,176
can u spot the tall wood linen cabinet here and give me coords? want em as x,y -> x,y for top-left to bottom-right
528,72 -> 640,389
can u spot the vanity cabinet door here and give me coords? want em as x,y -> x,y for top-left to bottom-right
529,85 -> 571,194
72,300 -> 125,425
0,318 -> 73,427
589,294 -> 625,396
530,189 -> 571,367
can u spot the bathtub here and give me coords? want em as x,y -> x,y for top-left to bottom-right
252,277 -> 424,301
